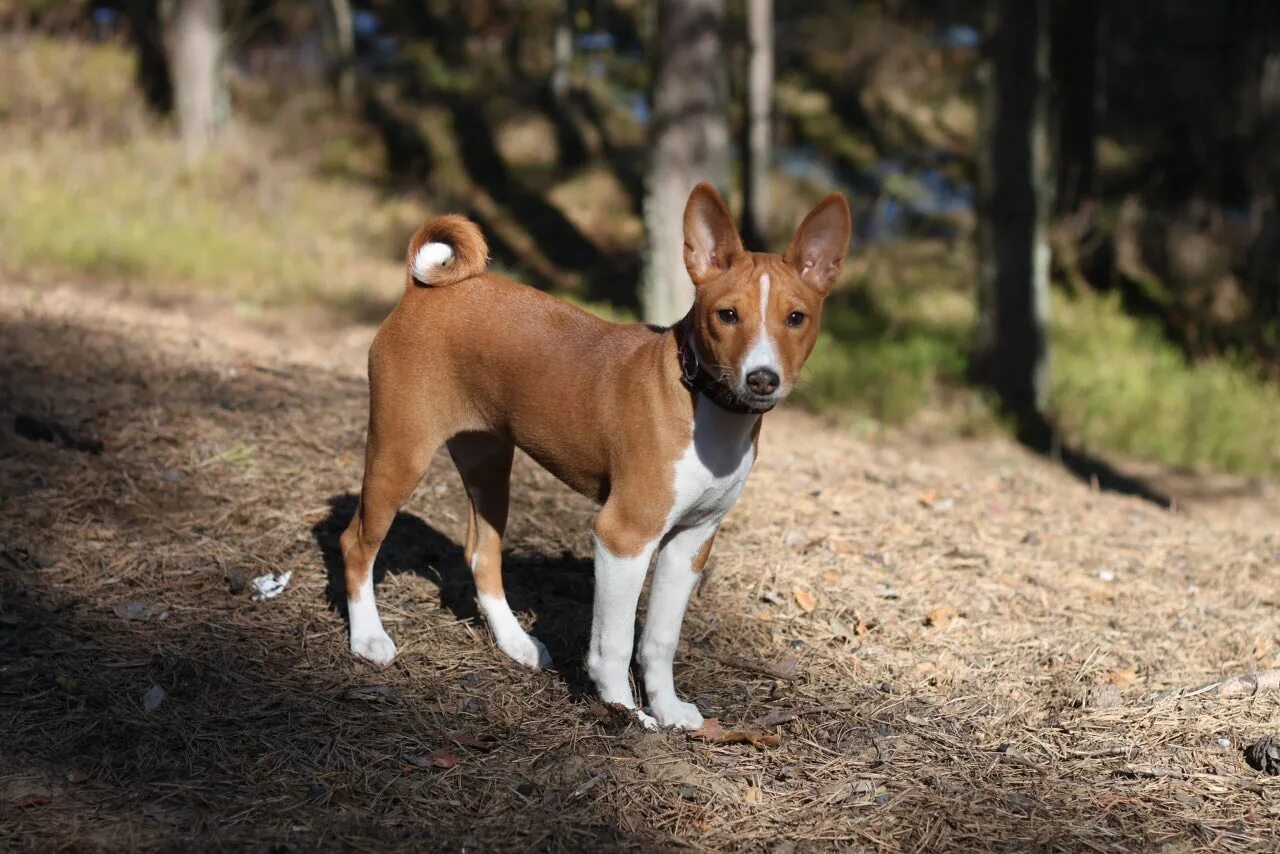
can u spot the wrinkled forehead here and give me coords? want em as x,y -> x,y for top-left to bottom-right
700,254 -> 817,308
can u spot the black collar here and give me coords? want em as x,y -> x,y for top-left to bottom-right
677,330 -> 775,416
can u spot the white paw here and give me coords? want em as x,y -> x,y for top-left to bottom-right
633,709 -> 659,730
350,629 -> 397,666
497,631 -> 553,669
649,696 -> 704,730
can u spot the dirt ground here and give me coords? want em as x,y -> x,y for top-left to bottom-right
2,277 -> 1279,852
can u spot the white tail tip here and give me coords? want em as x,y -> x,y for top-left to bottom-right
411,241 -> 455,283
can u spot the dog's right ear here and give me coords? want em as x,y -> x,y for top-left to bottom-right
683,183 -> 743,286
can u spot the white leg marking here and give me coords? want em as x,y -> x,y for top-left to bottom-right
640,524 -> 715,730
587,536 -> 657,711
348,568 -> 397,666
477,590 -> 552,669
741,272 -> 782,388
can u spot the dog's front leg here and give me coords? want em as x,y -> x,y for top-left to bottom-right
639,523 -> 716,729
586,505 -> 660,728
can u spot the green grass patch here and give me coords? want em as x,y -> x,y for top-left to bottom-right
788,242 -> 1279,476
1052,292 -> 1280,475
0,130 -> 416,309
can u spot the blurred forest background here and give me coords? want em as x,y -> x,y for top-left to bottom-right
2,0 -> 1278,480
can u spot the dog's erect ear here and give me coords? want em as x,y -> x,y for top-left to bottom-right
784,194 -> 852,294
683,183 -> 744,285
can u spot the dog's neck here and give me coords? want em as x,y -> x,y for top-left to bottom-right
673,316 -> 775,417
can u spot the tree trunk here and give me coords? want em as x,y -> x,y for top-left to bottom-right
975,0 -> 1053,422
641,0 -> 730,325
1052,0 -> 1103,214
329,0 -> 357,109
125,0 -> 173,115
169,0 -> 228,161
740,0 -> 773,250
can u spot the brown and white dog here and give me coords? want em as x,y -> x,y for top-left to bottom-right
340,183 -> 851,729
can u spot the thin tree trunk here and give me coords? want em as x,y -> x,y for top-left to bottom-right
125,0 -> 173,114
642,0 -> 730,325
329,0 -> 356,109
1053,0 -> 1103,214
741,0 -> 773,250
169,0 -> 228,161
975,0 -> 1052,422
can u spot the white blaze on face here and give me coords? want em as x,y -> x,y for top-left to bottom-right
741,272 -> 782,392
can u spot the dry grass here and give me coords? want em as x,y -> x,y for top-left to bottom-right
2,278 -> 1280,851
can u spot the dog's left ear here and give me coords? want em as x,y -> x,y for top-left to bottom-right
784,194 -> 852,294
683,183 -> 744,285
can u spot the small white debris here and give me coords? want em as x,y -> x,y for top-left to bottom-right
1098,570 -> 1116,583
251,570 -> 292,601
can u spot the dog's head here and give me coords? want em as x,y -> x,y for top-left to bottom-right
683,183 -> 851,413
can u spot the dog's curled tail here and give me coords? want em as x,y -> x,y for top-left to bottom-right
406,214 -> 489,287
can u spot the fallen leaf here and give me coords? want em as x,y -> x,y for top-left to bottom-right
401,750 -> 460,770
142,684 -> 165,712
793,587 -> 817,612
771,656 -> 801,680
744,785 -> 762,804
761,590 -> 785,606
829,616 -> 852,641
918,489 -> 939,508
1104,668 -> 1137,687
695,717 -> 726,741
925,605 -> 958,628
65,768 -> 89,784
447,730 -> 496,752
692,718 -> 782,748
427,750 -> 460,769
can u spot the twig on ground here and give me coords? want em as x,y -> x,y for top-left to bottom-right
1113,765 -> 1269,795
751,703 -> 858,727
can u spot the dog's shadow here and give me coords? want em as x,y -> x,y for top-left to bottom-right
312,494 -> 596,693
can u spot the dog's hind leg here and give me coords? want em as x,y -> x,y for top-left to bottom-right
340,416 -> 441,666
448,432 -> 551,669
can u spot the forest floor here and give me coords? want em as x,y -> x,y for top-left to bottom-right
2,276 -> 1279,852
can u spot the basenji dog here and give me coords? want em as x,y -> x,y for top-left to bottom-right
339,183 -> 851,729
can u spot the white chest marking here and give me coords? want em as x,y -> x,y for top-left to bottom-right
742,272 -> 781,383
666,399 -> 758,530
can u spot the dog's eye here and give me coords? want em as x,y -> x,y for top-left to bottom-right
717,308 -> 739,325
785,311 -> 807,327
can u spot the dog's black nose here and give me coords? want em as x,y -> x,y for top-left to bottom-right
746,368 -> 780,396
